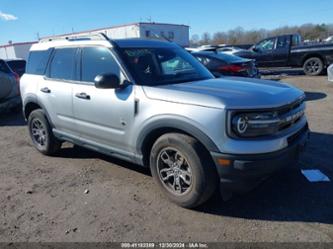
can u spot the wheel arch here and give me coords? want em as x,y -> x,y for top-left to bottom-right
302,54 -> 327,67
23,96 -> 54,128
136,118 -> 219,167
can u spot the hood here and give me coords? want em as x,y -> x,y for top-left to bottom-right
143,77 -> 304,110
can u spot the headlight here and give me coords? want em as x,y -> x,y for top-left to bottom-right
230,111 -> 280,137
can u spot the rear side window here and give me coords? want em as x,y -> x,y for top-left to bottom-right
49,48 -> 76,80
7,60 -> 26,70
81,47 -> 120,82
26,50 -> 52,75
6,60 -> 26,76
277,36 -> 289,49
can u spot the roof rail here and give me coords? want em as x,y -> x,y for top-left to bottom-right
39,33 -> 109,43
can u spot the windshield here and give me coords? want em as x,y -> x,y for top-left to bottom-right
119,47 -> 213,86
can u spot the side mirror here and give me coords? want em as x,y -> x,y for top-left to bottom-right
94,74 -> 121,89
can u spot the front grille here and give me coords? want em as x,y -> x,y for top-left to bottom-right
277,97 -> 305,132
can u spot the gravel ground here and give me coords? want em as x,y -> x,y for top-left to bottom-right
0,75 -> 332,242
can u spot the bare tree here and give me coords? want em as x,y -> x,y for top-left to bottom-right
190,23 -> 333,46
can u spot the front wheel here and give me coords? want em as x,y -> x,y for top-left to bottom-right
28,109 -> 62,155
150,133 -> 218,208
303,57 -> 324,76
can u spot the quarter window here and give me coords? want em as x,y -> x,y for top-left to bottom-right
81,47 -> 121,82
26,50 -> 52,75
277,36 -> 289,49
49,48 -> 76,80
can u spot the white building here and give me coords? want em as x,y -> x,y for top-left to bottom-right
0,41 -> 36,60
0,22 -> 190,60
43,22 -> 190,47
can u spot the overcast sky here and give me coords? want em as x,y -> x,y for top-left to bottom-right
0,0 -> 332,44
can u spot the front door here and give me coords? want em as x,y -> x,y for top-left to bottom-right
253,37 -> 277,67
72,46 -> 135,152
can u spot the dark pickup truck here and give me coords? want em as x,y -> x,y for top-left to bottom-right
234,34 -> 333,76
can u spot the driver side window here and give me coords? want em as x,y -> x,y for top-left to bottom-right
256,38 -> 276,51
81,46 -> 124,83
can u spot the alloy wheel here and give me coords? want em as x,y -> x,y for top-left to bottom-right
157,147 -> 192,195
30,119 -> 47,148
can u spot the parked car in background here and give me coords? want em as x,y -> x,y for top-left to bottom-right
186,46 -> 243,54
192,51 -> 260,78
216,46 -> 245,55
325,36 -> 333,43
0,59 -> 21,113
5,59 -> 26,77
328,64 -> 333,82
234,34 -> 333,76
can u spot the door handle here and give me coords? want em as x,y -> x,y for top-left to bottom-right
40,87 -> 51,93
75,92 -> 90,100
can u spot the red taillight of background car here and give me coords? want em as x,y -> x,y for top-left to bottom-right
218,64 -> 247,73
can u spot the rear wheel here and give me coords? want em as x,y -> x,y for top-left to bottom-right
150,133 -> 218,208
28,109 -> 62,155
303,57 -> 324,76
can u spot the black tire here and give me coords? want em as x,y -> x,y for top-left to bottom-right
27,109 -> 61,155
150,133 -> 218,208
303,57 -> 324,76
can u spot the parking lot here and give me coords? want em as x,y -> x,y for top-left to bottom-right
0,74 -> 332,242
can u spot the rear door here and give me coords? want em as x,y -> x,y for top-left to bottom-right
38,47 -> 78,136
72,46 -> 135,152
271,36 -> 291,67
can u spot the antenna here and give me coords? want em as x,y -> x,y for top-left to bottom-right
98,33 -> 120,50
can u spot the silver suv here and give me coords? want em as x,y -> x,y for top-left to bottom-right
20,34 -> 309,208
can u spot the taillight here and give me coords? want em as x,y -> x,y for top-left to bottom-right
13,72 -> 20,95
218,64 -> 247,73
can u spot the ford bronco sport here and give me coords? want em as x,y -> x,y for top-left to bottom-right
20,34 -> 309,208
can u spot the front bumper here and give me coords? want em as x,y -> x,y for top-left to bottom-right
0,96 -> 21,113
210,124 -> 309,193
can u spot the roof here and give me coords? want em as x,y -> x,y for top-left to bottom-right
0,41 -> 37,48
42,22 -> 189,39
